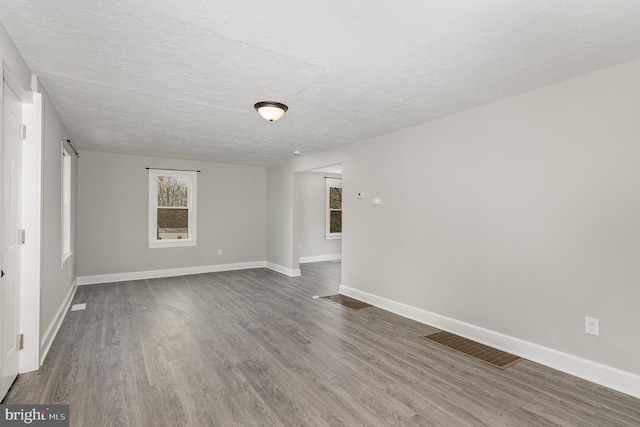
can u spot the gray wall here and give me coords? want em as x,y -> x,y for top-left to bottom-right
77,151 -> 267,276
38,83 -> 76,338
267,58 -> 640,376
298,172 -> 342,259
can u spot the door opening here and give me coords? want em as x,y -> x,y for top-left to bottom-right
295,164 -> 342,294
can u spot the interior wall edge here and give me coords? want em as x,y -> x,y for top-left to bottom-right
266,262 -> 302,277
39,278 -> 77,368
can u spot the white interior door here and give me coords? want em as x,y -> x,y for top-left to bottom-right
1,81 -> 23,399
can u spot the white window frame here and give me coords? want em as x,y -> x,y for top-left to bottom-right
148,169 -> 197,248
61,145 -> 72,266
325,177 -> 342,240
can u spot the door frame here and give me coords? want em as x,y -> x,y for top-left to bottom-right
2,63 -> 42,374
293,163 -> 343,273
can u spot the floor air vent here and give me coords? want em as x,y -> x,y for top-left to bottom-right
321,294 -> 373,310
422,331 -> 523,369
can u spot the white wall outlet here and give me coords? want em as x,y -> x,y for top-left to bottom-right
357,192 -> 365,199
585,316 -> 599,336
217,249 -> 222,256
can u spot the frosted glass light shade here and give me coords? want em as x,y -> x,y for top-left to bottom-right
254,102 -> 288,121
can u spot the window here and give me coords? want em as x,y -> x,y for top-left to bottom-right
325,177 -> 342,239
148,169 -> 197,248
61,147 -> 72,264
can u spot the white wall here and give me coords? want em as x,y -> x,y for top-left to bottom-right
77,150 -> 267,277
267,59 -> 640,386
298,172 -> 342,261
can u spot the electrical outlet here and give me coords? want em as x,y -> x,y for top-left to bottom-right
585,316 -> 599,336
217,249 -> 222,256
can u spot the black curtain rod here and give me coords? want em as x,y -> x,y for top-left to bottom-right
62,139 -> 79,158
146,167 -> 201,173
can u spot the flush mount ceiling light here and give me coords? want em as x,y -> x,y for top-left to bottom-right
254,101 -> 288,121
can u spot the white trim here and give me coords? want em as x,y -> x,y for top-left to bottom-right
148,240 -> 197,249
2,64 -> 32,104
61,251 -> 73,269
299,254 -> 342,264
60,144 -> 72,265
77,261 -> 268,285
18,90 -> 43,374
40,279 -> 77,366
148,169 -> 197,248
266,262 -> 301,277
339,284 -> 640,399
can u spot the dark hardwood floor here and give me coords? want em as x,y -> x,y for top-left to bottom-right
3,261 -> 639,426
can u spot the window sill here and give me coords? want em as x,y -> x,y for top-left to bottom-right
61,252 -> 73,270
149,240 -> 197,249
325,234 -> 342,240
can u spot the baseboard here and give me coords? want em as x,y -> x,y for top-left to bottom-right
299,254 -> 342,264
40,278 -> 77,366
266,262 -> 301,277
77,261 -> 268,285
339,284 -> 640,399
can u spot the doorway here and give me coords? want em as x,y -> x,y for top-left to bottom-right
295,164 -> 342,293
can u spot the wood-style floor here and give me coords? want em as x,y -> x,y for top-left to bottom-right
3,262 -> 639,426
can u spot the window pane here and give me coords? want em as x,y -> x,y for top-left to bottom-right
157,176 -> 188,207
330,210 -> 342,233
329,187 -> 342,209
157,208 -> 189,239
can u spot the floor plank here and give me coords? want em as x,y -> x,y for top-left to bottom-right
3,261 -> 639,426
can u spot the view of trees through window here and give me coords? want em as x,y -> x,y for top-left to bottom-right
157,176 -> 189,239
329,186 -> 342,233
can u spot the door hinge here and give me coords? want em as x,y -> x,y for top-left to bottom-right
19,124 -> 27,139
19,334 -> 24,350
18,229 -> 25,245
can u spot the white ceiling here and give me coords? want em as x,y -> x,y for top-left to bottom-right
1,1 -> 639,166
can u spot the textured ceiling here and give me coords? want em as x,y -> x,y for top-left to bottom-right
1,1 -> 639,166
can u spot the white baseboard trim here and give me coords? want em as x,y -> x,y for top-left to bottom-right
266,262 -> 301,277
77,261 -> 268,285
299,254 -> 342,264
40,278 -> 78,366
339,284 -> 640,399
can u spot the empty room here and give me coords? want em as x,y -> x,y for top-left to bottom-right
1,1 -> 639,426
